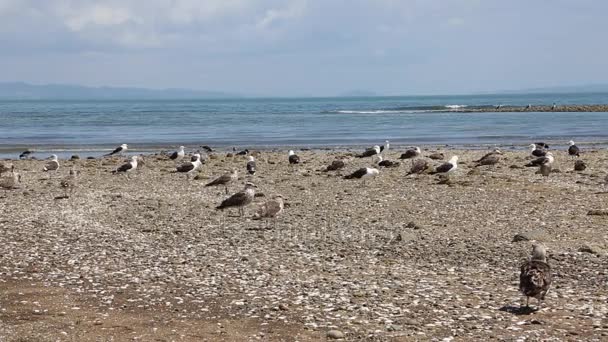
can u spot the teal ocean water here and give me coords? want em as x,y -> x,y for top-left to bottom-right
1,92 -> 608,158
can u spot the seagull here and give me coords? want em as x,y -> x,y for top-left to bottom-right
474,149 -> 503,167
343,167 -> 379,185
534,142 -> 550,149
430,156 -> 458,177
112,155 -> 138,177
379,140 -> 390,153
406,159 -> 429,176
495,104 -> 502,110
400,147 -> 421,159
105,143 -> 128,156
216,182 -> 257,216
525,104 -> 532,110
201,145 -> 214,153
176,153 -> 202,178
246,156 -> 256,175
551,102 -> 557,110
236,149 -> 250,156
324,159 -> 346,171
525,152 -> 554,168
19,150 -> 33,159
530,144 -> 547,157
43,154 -> 60,177
0,162 -> 13,177
60,167 -> 80,197
169,146 -> 185,161
428,152 -> 444,160
377,155 -> 400,168
206,169 -> 238,194
288,150 -> 300,164
253,195 -> 285,229
0,166 -> 21,190
520,243 -> 552,309
568,140 -> 580,158
357,145 -> 381,160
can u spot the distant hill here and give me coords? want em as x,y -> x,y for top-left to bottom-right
339,90 -> 378,97
0,82 -> 237,99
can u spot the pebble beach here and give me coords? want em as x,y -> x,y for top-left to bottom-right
1,147 -> 608,341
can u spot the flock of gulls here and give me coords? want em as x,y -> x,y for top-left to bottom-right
0,138 -> 593,310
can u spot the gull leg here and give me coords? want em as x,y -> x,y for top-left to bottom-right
225,185 -> 229,194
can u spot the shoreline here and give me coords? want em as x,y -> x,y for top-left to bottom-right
1,140 -> 608,160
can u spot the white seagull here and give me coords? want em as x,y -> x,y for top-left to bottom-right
112,155 -> 138,177
176,153 -> 202,178
105,143 -> 128,156
43,154 -> 60,178
430,156 -> 458,177
169,146 -> 185,161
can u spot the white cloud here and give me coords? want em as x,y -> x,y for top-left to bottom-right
256,0 -> 307,29
64,4 -> 136,31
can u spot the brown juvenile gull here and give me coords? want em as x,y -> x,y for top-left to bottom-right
112,155 -> 138,178
428,152 -> 444,160
60,167 -> 80,197
377,155 -> 400,168
246,156 -> 256,175
325,159 -> 346,172
406,159 -> 429,176
206,169 -> 238,194
0,166 -> 21,190
520,243 -> 552,309
474,149 -> 503,167
169,146 -> 185,161
176,153 -> 202,179
568,140 -> 580,158
430,156 -> 458,177
530,144 -> 547,157
253,195 -> 285,228
400,146 -> 421,159
0,162 -> 13,176
216,182 -> 257,216
288,150 -> 301,164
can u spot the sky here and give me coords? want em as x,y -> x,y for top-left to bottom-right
1,0 -> 607,97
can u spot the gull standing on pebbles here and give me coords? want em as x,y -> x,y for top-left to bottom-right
568,140 -> 580,158
0,166 -> 21,190
246,156 -> 256,175
357,145 -> 381,161
43,154 -> 60,178
206,169 -> 238,194
406,159 -> 429,176
520,243 -> 552,309
112,156 -> 138,178
176,153 -> 202,179
430,156 -> 458,178
0,162 -> 13,176
530,144 -> 547,157
169,146 -> 185,161
60,166 -> 80,197
474,149 -> 502,167
288,150 -> 300,164
253,195 -> 285,229
216,182 -> 257,216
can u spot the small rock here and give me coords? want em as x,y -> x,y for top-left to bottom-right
588,210 -> 608,216
512,234 -> 530,242
574,160 -> 587,171
70,155 -> 80,160
327,330 -> 344,339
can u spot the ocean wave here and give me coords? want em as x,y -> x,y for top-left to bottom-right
323,104 -> 472,114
